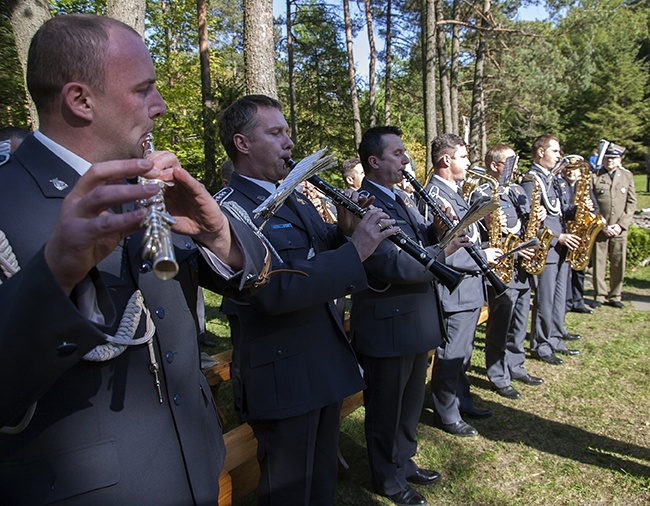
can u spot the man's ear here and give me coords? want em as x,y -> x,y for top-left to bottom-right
441,153 -> 451,168
368,155 -> 379,169
61,82 -> 94,121
233,133 -> 249,155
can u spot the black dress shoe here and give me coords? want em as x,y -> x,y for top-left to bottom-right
512,374 -> 544,386
407,468 -> 442,485
556,348 -> 580,356
532,353 -> 564,365
434,419 -> 478,437
562,332 -> 581,341
592,301 -> 602,308
460,407 -> 492,419
384,486 -> 427,506
604,300 -> 625,308
571,306 -> 593,314
494,385 -> 521,399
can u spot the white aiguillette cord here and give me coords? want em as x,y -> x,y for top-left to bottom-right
0,229 -> 163,434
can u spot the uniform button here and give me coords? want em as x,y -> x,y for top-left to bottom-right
173,394 -> 181,405
165,351 -> 175,363
346,285 -> 355,293
156,306 -> 166,319
395,308 -> 400,313
276,350 -> 283,356
185,240 -> 192,249
140,260 -> 153,273
288,240 -> 292,245
56,342 -> 78,356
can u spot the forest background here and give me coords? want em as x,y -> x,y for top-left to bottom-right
2,0 -> 650,193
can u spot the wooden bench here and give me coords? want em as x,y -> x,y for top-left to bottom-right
205,305 -> 489,505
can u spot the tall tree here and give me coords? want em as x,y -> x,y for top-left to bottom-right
343,0 -> 362,145
383,0 -> 393,124
243,0 -> 277,97
107,0 -> 145,36
363,0 -> 377,127
287,0 -> 298,141
196,0 -> 218,192
450,0 -> 460,135
469,0 -> 490,163
423,0 -> 437,175
435,0 -> 452,133
7,0 -> 51,128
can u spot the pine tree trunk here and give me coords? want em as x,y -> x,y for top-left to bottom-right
363,0 -> 377,128
196,0 -> 218,193
287,0 -> 298,142
8,0 -> 51,129
434,0 -> 452,133
343,0 -> 362,146
450,0 -> 460,135
469,0 -> 490,164
244,0 -> 277,97
423,0 -> 438,177
384,0 -> 393,125
107,0 -> 146,37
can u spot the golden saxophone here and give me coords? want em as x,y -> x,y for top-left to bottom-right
138,133 -> 179,280
566,159 -> 606,270
519,177 -> 555,275
472,170 -> 521,285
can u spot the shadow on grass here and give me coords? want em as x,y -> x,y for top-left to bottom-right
418,398 -> 650,480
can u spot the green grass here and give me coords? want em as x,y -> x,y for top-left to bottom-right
634,174 -> 650,210
201,266 -> 650,506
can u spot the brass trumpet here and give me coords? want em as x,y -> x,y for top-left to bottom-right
138,134 -> 179,280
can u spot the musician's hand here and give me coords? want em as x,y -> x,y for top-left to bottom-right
335,189 -> 362,235
558,232 -> 581,250
444,233 -> 471,256
349,208 -> 398,261
44,159 -> 156,295
536,206 -> 547,222
586,197 -> 595,212
517,247 -> 536,261
484,247 -> 504,265
164,165 -> 243,269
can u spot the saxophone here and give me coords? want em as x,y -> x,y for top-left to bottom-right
566,160 -> 606,270
477,171 -> 521,284
520,177 -> 555,275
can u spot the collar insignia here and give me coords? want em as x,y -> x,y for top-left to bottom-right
50,178 -> 68,191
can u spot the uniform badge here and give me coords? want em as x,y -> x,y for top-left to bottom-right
213,186 -> 233,204
50,178 -> 68,191
295,196 -> 308,205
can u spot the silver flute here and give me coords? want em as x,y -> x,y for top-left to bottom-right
137,133 -> 179,280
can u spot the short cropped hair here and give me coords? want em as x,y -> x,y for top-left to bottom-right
27,14 -> 137,115
484,144 -> 513,168
0,127 -> 30,143
217,95 -> 283,162
430,133 -> 465,167
341,157 -> 361,179
531,134 -> 559,157
358,126 -> 403,173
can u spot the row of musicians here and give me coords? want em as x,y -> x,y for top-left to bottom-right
218,97 -> 598,506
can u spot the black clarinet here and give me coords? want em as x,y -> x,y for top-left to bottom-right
402,169 -> 508,297
285,159 -> 464,293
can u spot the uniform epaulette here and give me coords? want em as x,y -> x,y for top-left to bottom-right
213,186 -> 234,205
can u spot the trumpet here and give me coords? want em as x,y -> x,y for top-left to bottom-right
284,158 -> 465,293
137,134 -> 179,280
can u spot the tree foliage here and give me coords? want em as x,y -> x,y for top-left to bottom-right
2,0 -> 650,175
